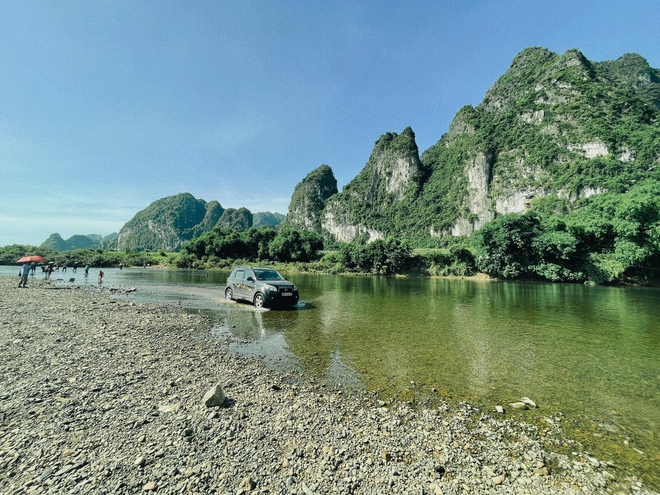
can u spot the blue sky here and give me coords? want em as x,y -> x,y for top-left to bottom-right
1,0 -> 658,247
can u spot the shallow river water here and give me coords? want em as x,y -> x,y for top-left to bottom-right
4,266 -> 659,487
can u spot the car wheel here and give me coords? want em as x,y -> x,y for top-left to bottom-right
253,292 -> 264,309
225,287 -> 233,301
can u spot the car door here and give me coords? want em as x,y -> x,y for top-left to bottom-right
243,268 -> 257,301
232,268 -> 246,300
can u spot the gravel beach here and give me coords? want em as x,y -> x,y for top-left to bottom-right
0,276 -> 653,494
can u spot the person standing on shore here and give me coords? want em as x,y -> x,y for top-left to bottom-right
98,271 -> 104,284
18,263 -> 30,288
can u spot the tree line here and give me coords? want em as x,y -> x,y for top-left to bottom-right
4,179 -> 659,285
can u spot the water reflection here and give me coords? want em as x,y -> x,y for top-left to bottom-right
3,266 -> 655,486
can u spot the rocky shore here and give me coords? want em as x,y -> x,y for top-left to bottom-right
0,276 -> 653,494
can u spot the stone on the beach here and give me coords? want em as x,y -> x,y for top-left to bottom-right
493,473 -> 506,485
429,482 -> 443,495
509,402 -> 528,410
238,476 -> 256,491
203,383 -> 226,407
495,405 -> 504,414
520,397 -> 537,408
142,481 -> 156,491
158,403 -> 180,413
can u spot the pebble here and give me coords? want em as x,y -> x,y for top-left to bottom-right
0,277 -> 650,495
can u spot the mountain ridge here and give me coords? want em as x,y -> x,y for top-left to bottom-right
284,47 -> 660,245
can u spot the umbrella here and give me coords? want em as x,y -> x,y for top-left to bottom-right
17,255 -> 46,263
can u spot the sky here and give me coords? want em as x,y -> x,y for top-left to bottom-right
1,0 -> 658,247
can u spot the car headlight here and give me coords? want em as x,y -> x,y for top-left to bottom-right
292,284 -> 298,291
264,284 -> 277,292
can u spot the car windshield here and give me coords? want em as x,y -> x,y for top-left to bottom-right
254,269 -> 284,281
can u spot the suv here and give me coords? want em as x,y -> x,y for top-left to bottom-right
225,266 -> 299,309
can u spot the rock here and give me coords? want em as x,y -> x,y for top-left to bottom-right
509,402 -> 528,410
158,403 -> 180,413
382,451 -> 391,462
492,474 -> 506,485
142,481 -> 157,491
520,397 -> 537,408
203,383 -> 226,407
534,467 -> 549,476
134,455 -> 146,467
238,477 -> 256,491
429,482 -> 443,495
495,405 -> 504,414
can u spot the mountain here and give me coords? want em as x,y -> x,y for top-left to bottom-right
253,211 -> 285,227
41,232 -> 118,251
287,48 -> 660,244
282,164 -> 338,233
115,193 -> 284,251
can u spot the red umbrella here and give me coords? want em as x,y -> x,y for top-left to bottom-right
17,255 -> 47,263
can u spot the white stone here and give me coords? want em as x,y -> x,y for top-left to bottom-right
203,383 -> 226,407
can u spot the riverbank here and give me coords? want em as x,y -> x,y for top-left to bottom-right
0,277 -> 652,494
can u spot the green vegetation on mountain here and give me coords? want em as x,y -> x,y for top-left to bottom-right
41,232 -> 118,252
278,47 -> 660,283
282,164 -> 338,233
217,208 -> 253,231
322,128 -> 424,242
116,193 -> 283,252
253,211 -> 285,227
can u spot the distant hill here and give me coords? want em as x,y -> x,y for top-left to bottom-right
285,48 -> 660,244
253,211 -> 285,227
41,232 -> 118,252
115,193 -> 284,252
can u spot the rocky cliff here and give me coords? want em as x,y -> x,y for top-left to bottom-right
289,48 -> 660,243
115,193 -> 284,252
282,165 -> 338,233
321,128 -> 422,243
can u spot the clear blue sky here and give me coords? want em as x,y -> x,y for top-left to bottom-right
1,0 -> 658,247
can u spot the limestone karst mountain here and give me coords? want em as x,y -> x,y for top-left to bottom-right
115,193 -> 283,252
41,232 -> 118,251
285,47 -> 660,244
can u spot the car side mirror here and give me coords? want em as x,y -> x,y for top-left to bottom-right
247,276 -> 254,282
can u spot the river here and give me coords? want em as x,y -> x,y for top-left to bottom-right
3,265 -> 658,487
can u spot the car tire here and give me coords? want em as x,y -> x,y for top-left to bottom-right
253,292 -> 264,309
225,287 -> 233,301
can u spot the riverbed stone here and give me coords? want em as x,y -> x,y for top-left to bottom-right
203,383 -> 226,407
0,276 -> 644,495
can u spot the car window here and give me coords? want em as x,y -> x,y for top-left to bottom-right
245,269 -> 255,280
235,269 -> 244,280
254,269 -> 284,281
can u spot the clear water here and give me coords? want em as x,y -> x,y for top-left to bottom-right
4,266 -> 658,486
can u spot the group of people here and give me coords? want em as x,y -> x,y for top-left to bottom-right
18,262 -> 104,287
